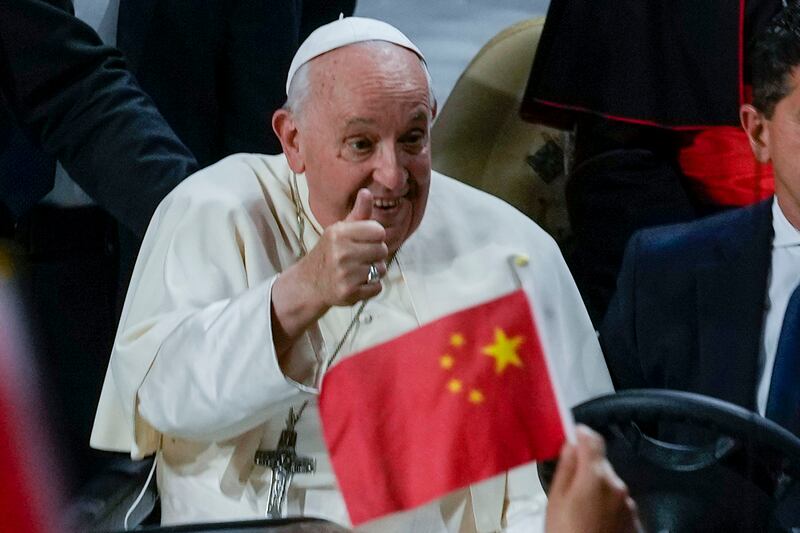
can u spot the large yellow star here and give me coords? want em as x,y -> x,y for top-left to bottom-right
482,328 -> 524,374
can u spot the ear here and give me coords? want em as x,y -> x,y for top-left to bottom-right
740,104 -> 771,163
272,109 -> 305,173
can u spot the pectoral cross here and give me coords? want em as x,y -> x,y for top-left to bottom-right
254,404 -> 316,518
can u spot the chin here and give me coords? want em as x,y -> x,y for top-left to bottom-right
384,228 -> 407,254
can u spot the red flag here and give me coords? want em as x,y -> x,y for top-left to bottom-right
319,289 -> 567,526
0,258 -> 63,533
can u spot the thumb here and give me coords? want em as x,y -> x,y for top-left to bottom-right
345,189 -> 373,222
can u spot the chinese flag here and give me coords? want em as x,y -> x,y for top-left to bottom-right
319,289 -> 567,526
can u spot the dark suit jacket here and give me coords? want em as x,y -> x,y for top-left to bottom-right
0,0 -> 198,236
600,199 -> 774,411
117,0 -> 356,167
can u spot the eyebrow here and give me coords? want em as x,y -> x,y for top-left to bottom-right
343,110 -> 429,129
410,111 -> 428,122
345,117 -> 376,128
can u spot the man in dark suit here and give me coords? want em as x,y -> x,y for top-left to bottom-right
0,0 -> 198,492
601,4 -> 800,433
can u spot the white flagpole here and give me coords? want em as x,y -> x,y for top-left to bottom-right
506,254 -> 577,444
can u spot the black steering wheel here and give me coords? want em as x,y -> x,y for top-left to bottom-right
540,389 -> 800,532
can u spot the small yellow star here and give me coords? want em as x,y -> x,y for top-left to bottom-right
447,379 -> 463,393
468,389 -> 485,404
482,328 -> 524,374
440,354 -> 454,369
450,333 -> 465,348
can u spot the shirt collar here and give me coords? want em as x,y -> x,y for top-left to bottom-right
772,196 -> 800,248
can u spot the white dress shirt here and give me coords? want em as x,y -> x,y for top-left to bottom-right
756,198 -> 800,415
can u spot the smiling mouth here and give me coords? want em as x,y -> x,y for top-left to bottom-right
374,197 -> 401,209
372,181 -> 418,210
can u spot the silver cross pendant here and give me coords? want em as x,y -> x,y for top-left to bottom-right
254,404 -> 316,518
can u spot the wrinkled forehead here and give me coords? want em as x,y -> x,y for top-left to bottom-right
307,43 -> 434,113
318,42 -> 427,87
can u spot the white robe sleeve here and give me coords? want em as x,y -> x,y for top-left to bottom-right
109,164 -> 320,449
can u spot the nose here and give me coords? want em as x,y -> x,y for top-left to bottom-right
372,145 -> 407,191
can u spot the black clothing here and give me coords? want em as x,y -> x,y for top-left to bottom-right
0,0 -> 198,492
521,0 -> 784,129
117,0 -> 356,166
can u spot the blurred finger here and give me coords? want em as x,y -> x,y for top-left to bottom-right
576,424 -> 606,458
549,441 -> 578,497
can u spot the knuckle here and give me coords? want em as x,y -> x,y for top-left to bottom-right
331,248 -> 348,266
588,432 -> 606,454
329,223 -> 348,242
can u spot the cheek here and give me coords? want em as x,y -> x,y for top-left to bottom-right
408,153 -> 431,176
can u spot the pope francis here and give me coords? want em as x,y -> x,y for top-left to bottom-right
90,16 -> 631,533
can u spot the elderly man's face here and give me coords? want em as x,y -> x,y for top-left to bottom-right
286,42 -> 434,255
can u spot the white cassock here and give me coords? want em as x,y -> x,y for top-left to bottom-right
91,153 -> 613,532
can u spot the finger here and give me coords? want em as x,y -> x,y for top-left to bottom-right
359,260 -> 388,282
351,282 -> 383,303
601,459 -> 628,493
626,496 -> 638,516
575,424 -> 606,459
629,499 -> 644,533
340,220 -> 387,244
345,189 -> 374,222
347,243 -> 389,266
340,260 -> 387,289
549,441 -> 578,497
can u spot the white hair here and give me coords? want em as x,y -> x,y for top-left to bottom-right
284,41 -> 436,120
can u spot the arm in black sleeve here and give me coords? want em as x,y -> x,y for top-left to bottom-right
600,231 -> 648,390
0,0 -> 198,236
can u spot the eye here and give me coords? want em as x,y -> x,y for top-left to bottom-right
347,137 -> 373,153
400,129 -> 426,152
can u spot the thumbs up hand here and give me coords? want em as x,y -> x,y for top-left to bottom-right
299,188 -> 388,307
270,188 -> 389,359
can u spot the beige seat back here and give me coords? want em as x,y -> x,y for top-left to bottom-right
431,17 -> 571,242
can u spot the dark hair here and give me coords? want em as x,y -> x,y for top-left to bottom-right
751,3 -> 800,117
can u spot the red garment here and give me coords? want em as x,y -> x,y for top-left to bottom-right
678,126 -> 774,206
0,283 -> 62,533
319,289 -> 566,526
